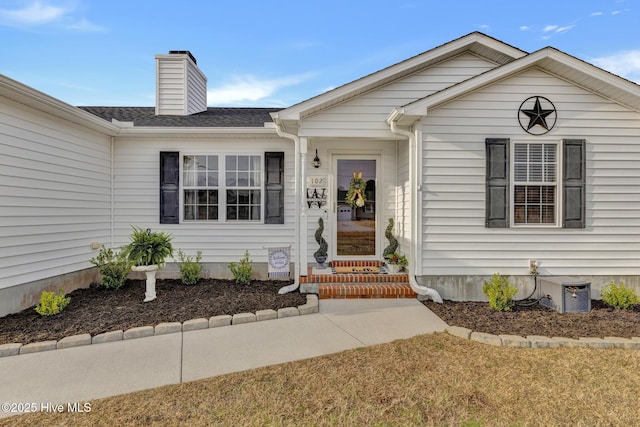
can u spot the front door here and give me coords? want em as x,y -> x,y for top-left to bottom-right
334,157 -> 378,258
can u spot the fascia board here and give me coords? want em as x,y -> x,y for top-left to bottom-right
116,126 -> 280,138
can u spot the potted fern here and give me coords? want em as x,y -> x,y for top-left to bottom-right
123,226 -> 173,302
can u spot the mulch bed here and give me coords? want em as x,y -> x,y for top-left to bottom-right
423,299 -> 640,339
0,279 -> 307,346
2,279 -> 639,346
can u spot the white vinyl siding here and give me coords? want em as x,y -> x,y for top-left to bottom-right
300,53 -> 497,138
421,67 -> 640,276
113,136 -> 294,263
156,54 -> 207,116
0,97 -> 111,289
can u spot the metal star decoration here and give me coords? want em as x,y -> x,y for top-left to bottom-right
518,96 -> 557,135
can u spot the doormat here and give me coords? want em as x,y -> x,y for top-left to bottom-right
334,266 -> 380,274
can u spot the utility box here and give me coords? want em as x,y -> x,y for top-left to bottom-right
539,276 -> 591,313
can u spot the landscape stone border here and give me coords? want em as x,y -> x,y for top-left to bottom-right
0,294 -> 319,358
446,325 -> 640,349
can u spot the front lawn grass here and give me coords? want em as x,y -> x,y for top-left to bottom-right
6,333 -> 640,426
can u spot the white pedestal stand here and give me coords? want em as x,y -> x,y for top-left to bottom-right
132,265 -> 159,302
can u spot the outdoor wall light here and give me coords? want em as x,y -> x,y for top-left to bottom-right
313,149 -> 321,168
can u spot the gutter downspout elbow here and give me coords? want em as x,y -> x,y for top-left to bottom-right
273,119 -> 300,295
387,116 -> 442,303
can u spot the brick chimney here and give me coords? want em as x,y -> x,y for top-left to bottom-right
155,50 -> 207,116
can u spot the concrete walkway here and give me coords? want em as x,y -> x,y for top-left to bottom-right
0,299 -> 447,419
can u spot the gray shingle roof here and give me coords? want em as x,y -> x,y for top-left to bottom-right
78,106 -> 282,127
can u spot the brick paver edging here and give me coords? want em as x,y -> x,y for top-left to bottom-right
446,325 -> 640,349
0,294 -> 319,358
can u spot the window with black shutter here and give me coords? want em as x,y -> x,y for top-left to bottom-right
264,152 -> 284,224
161,151 -> 284,224
562,139 -> 586,228
484,138 -> 586,229
159,151 -> 179,224
485,138 -> 510,228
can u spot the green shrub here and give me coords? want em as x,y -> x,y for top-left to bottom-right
176,249 -> 203,285
35,290 -> 71,316
482,273 -> 518,312
229,250 -> 253,285
601,281 -> 640,310
90,246 -> 132,289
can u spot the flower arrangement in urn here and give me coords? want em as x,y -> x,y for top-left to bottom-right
384,252 -> 407,273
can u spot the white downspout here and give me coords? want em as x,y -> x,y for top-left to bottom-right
299,137 -> 308,276
110,136 -> 115,248
274,119 -> 301,294
388,117 -> 443,303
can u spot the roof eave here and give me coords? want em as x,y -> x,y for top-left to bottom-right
0,74 -> 120,135
116,126 -> 280,138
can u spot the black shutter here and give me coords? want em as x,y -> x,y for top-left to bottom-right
562,139 -> 586,228
159,151 -> 179,224
485,138 -> 510,228
264,152 -> 284,224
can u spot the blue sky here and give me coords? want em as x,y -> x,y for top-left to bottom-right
0,0 -> 638,108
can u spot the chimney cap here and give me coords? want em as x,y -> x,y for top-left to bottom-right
168,50 -> 197,65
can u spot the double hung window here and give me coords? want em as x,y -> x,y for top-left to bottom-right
513,143 -> 557,225
182,154 -> 261,222
183,155 -> 219,221
225,155 -> 261,221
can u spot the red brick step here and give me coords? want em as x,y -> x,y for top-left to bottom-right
300,260 -> 416,299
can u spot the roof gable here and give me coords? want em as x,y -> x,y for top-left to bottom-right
390,47 -> 640,125
273,32 -> 526,123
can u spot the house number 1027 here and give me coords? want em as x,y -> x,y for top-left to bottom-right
307,176 -> 327,187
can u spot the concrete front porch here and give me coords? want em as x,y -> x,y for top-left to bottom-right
300,260 -> 416,299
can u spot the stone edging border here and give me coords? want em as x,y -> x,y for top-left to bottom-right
446,325 -> 640,349
0,294 -> 319,358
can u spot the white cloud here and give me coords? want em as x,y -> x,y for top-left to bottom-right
207,73 -> 315,106
66,17 -> 104,32
0,0 -> 103,31
590,12 -> 603,16
520,25 -> 530,31
591,50 -> 640,83
543,25 -> 558,32
0,0 -> 66,25
555,25 -> 575,33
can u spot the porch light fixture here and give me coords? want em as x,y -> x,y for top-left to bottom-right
313,149 -> 321,168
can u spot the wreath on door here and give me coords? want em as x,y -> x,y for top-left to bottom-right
345,171 -> 367,208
